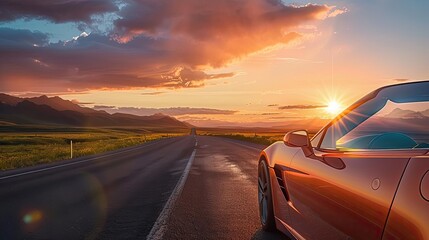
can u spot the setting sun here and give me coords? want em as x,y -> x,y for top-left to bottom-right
326,101 -> 342,115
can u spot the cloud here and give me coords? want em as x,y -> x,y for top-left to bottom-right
93,105 -> 116,109
278,105 -> 326,110
71,99 -> 94,105
267,104 -> 279,107
270,116 -> 301,119
0,1 -> 345,92
0,27 -> 49,46
262,112 -> 280,115
161,67 -> 235,88
113,1 -> 335,67
0,0 -> 118,23
141,91 -> 165,96
6,91 -> 88,98
93,106 -> 238,116
0,29 -> 234,92
326,7 -> 348,18
267,57 -> 323,64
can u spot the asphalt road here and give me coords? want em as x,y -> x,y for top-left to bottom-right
0,135 -> 289,239
163,136 -> 288,240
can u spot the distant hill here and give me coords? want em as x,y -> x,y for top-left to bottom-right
385,108 -> 429,119
0,93 -> 191,129
0,94 -> 98,114
423,109 -> 429,116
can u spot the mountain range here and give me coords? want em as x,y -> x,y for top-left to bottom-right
384,107 -> 429,119
0,93 -> 191,129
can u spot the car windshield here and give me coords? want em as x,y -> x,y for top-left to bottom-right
320,81 -> 429,150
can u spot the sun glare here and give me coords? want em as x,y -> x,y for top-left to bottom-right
326,101 -> 342,115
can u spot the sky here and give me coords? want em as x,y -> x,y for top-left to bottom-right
0,0 -> 428,127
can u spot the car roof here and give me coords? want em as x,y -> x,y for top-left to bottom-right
375,80 -> 429,93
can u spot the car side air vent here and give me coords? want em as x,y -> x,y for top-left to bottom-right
274,164 -> 290,201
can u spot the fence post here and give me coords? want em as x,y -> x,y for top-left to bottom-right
70,140 -> 73,159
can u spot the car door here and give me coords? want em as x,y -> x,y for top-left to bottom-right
383,155 -> 429,240
283,148 -> 418,240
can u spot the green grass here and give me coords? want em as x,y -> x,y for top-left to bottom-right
198,129 -> 317,146
0,128 -> 186,171
200,132 -> 284,145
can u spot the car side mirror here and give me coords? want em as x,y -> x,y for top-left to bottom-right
283,130 -> 314,157
283,130 -> 310,147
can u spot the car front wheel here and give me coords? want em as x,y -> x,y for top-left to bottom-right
258,159 -> 276,231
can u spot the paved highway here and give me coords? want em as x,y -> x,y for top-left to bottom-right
163,136 -> 288,240
0,135 -> 289,239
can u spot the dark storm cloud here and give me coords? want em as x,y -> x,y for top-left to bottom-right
0,0 -> 118,23
278,105 -> 326,110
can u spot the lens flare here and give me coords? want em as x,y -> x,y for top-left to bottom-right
326,101 -> 342,115
23,210 -> 43,224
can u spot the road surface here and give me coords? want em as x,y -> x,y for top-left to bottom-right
162,136 -> 288,240
0,135 -> 289,239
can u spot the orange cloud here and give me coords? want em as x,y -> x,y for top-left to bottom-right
278,105 -> 326,110
0,1 -> 345,92
114,1 -> 337,67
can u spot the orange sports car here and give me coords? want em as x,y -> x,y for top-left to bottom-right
258,81 -> 429,239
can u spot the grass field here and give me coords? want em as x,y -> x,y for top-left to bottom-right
202,132 -> 284,145
198,128 -> 318,146
0,126 -> 187,171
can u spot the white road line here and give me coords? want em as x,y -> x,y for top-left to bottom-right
0,140 -> 162,181
146,148 -> 197,240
